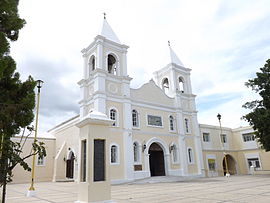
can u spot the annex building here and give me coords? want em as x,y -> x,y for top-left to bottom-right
12,18 -> 270,184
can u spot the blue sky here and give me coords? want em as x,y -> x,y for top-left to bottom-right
11,0 -> 270,133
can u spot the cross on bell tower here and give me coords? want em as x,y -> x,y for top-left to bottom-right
79,17 -> 131,117
153,41 -> 193,97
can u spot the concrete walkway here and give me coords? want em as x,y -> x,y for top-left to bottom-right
4,175 -> 270,203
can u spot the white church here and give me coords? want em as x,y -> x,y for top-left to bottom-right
52,16 -> 203,182
12,17 -> 270,185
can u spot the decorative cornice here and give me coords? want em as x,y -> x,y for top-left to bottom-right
202,148 -> 260,152
76,111 -> 113,128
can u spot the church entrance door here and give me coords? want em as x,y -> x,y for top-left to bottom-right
149,143 -> 165,176
66,151 -> 75,179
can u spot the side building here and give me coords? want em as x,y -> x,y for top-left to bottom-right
11,133 -> 56,183
200,125 -> 270,177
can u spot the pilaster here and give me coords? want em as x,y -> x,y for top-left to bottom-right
178,135 -> 188,175
96,39 -> 104,70
121,49 -> 128,76
122,100 -> 134,181
176,110 -> 188,175
192,113 -> 204,176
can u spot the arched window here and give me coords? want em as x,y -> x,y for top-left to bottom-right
170,144 -> 178,163
179,77 -> 184,93
162,78 -> 169,94
108,54 -> 117,75
173,144 -> 178,163
110,145 -> 118,164
132,109 -> 139,127
169,115 -> 174,131
133,142 -> 140,163
110,108 -> 117,126
89,55 -> 95,71
184,118 -> 189,133
187,148 -> 194,164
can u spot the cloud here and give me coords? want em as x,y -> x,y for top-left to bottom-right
15,56 -> 80,133
198,90 -> 259,128
10,0 -> 270,132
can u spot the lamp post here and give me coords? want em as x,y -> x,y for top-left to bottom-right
217,113 -> 230,177
27,80 -> 43,197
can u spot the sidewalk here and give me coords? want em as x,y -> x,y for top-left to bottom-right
5,175 -> 270,203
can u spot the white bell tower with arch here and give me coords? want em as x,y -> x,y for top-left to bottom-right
78,16 -> 132,118
153,42 -> 193,97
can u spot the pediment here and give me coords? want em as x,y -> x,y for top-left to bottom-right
131,80 -> 174,106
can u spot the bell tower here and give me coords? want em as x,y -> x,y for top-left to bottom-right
153,42 -> 204,176
153,42 -> 193,98
78,16 -> 131,118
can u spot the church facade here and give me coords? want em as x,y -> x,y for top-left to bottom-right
12,18 -> 270,184
51,18 -> 204,183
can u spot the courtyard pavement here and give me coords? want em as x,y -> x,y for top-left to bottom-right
4,175 -> 270,203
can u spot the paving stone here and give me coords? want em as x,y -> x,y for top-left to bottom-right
4,175 -> 270,203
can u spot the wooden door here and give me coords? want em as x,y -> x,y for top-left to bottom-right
149,143 -> 165,176
66,152 -> 75,179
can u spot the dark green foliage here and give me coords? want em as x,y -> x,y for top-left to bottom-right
0,71 -> 36,134
0,0 -> 26,41
0,1 -> 46,202
243,59 -> 270,151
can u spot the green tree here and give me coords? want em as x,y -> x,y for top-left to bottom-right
0,1 -> 46,202
243,59 -> 270,151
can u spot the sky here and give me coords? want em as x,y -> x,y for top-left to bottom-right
11,0 -> 270,133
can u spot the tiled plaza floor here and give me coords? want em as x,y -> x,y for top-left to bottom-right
4,175 -> 270,203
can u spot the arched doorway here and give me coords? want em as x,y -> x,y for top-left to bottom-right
149,143 -> 165,176
223,154 -> 237,175
66,150 -> 75,179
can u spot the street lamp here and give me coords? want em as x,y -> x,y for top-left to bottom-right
217,113 -> 230,177
27,80 -> 44,197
